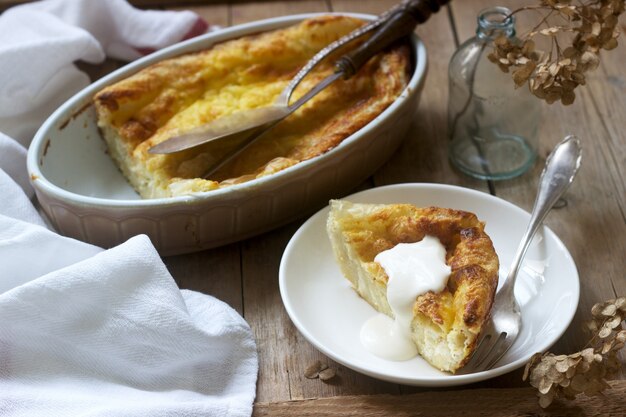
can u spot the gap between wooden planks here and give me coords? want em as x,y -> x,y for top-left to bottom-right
450,0 -> 626,378
253,380 -> 626,416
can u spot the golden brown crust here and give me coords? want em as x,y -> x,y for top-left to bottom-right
93,15 -> 411,198
342,204 -> 498,329
327,200 -> 499,372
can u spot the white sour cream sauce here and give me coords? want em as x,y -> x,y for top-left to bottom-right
360,235 -> 451,361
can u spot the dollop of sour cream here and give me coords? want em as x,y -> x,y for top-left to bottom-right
360,235 -> 451,361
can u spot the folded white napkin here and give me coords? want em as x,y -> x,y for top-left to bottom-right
0,0 -> 208,144
0,1 -> 258,416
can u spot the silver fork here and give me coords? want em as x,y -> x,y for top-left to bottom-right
464,135 -> 582,373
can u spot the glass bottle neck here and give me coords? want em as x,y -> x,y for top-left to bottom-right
476,6 -> 515,41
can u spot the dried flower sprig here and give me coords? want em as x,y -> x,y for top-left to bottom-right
489,0 -> 625,105
523,297 -> 626,408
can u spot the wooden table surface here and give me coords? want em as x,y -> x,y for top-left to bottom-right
4,0 -> 625,414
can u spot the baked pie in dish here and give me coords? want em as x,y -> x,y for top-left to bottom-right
94,15 -> 411,199
326,200 -> 499,372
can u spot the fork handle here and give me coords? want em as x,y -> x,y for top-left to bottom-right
335,0 -> 450,77
280,4 -> 403,106
499,135 -> 582,299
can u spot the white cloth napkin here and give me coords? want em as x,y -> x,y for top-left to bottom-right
0,1 -> 258,416
0,0 -> 208,144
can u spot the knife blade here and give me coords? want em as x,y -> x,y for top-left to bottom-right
148,71 -> 343,155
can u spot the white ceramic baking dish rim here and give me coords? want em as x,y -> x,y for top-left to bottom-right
27,12 -> 427,209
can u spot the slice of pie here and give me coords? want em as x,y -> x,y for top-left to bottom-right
326,199 -> 499,373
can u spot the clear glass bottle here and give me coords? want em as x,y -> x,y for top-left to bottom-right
448,7 -> 540,180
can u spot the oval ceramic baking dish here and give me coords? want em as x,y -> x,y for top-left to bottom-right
27,13 -> 428,256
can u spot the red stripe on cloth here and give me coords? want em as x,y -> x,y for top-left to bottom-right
182,17 -> 209,40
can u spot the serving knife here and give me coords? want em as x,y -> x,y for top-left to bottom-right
149,0 -> 450,178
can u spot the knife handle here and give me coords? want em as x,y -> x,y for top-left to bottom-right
335,0 -> 450,77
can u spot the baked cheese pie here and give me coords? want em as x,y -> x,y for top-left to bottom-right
93,15 -> 410,198
326,200 -> 499,372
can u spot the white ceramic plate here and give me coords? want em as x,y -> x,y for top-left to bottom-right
279,183 -> 579,387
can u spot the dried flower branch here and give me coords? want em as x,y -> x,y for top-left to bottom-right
489,0 -> 625,105
523,297 -> 626,408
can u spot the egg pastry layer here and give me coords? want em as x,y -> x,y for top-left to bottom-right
327,200 -> 499,372
94,15 -> 411,198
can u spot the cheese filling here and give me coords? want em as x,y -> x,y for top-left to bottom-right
360,236 -> 451,361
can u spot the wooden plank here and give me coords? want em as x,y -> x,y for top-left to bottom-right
0,0 -> 319,12
449,0 -> 626,379
253,380 -> 626,417
136,0 -> 317,7
0,0 -> 27,11
231,0 -> 329,22
579,20 -> 626,374
76,59 -> 127,83
584,26 -> 626,227
163,243 -> 244,315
